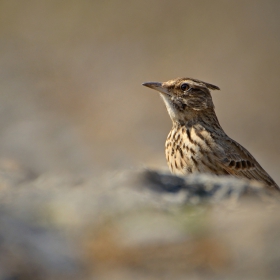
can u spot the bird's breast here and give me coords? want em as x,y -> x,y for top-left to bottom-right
165,125 -> 222,176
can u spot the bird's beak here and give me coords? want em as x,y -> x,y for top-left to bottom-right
142,82 -> 162,89
142,82 -> 168,95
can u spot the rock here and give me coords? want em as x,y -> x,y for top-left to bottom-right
0,168 -> 279,280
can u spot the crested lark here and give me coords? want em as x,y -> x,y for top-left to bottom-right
143,77 -> 279,190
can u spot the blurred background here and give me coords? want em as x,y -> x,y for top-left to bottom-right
0,0 -> 279,182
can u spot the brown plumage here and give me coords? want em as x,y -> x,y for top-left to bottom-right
142,77 -> 279,191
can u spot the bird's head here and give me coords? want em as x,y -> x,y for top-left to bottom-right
142,77 -> 220,123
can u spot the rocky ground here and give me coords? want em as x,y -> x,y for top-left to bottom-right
0,163 -> 279,280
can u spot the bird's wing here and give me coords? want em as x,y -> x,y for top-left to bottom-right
217,137 -> 279,190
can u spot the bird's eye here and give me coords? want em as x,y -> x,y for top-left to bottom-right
180,83 -> 190,92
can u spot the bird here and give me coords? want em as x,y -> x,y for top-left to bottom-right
142,77 -> 279,191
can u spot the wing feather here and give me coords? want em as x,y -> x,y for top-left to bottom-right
217,137 -> 279,190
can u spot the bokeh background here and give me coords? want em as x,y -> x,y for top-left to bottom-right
0,0 -> 279,182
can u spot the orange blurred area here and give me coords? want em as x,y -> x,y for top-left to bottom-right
0,0 -> 279,181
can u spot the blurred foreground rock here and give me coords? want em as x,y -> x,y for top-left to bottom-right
0,165 -> 279,280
